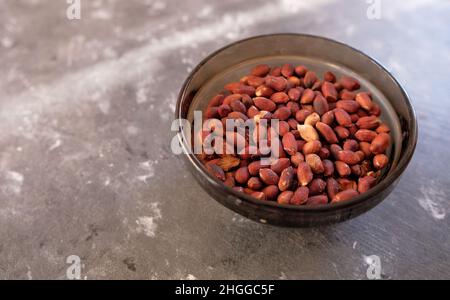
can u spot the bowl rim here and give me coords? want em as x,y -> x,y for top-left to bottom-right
176,33 -> 418,212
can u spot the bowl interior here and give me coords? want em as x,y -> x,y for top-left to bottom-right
177,34 -> 416,211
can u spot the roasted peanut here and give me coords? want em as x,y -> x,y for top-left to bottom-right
321,81 -> 338,102
235,167 -> 250,184
262,185 -> 279,201
309,178 -> 327,196
288,87 -> 302,101
300,89 -> 315,104
332,189 -> 359,203
291,186 -> 309,205
248,177 -> 263,190
282,132 -> 298,156
304,71 -> 318,88
306,195 -> 328,206
355,92 -> 373,111
334,108 -> 352,127
268,158 -> 288,175
271,92 -> 290,104
373,154 -> 389,170
297,124 -> 319,142
279,166 -> 295,192
316,122 -> 339,144
313,93 -> 329,115
253,97 -> 276,112
302,140 -> 322,156
259,168 -> 280,185
370,133 -> 390,154
277,191 -> 294,205
339,76 -> 360,91
335,161 -> 351,177
297,162 -> 313,186
306,154 -> 324,174
251,64 -> 270,77
358,176 -> 376,193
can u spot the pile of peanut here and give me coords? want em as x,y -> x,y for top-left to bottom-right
200,63 -> 391,205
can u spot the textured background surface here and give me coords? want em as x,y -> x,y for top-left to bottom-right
0,0 -> 449,279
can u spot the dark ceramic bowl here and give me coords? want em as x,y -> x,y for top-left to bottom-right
175,34 -> 417,227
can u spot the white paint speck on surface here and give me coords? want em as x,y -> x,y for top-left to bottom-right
126,125 -> 139,136
363,255 -> 377,265
102,47 -> 118,59
418,181 -> 448,220
136,87 -> 148,104
49,139 -> 62,151
353,241 -> 358,249
136,217 -> 157,237
136,202 -> 162,237
137,160 -> 157,182
1,37 -> 15,48
1,171 -> 24,196
151,1 -> 167,11
345,24 -> 356,36
331,262 -> 342,279
98,100 -> 111,115
197,6 -> 213,18
26,267 -> 32,280
181,15 -> 190,23
90,9 -> 113,20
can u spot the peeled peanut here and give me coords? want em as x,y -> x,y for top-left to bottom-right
304,112 -> 321,126
297,124 -> 319,142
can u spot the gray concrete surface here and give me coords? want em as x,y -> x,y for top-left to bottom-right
0,0 -> 449,279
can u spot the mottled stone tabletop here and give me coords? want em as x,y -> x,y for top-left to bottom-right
0,0 -> 449,280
